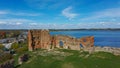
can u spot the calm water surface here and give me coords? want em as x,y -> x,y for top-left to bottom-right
50,30 -> 120,47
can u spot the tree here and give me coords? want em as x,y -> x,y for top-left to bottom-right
0,44 -> 4,50
10,42 -> 28,54
0,53 -> 13,63
16,47 -> 28,54
11,42 -> 19,50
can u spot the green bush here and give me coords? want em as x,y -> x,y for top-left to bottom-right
0,53 -> 13,63
0,44 -> 4,49
16,47 -> 28,54
20,54 -> 29,62
11,42 -> 19,50
10,42 -> 28,54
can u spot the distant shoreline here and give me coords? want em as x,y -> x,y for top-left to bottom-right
49,29 -> 120,31
0,28 -> 120,31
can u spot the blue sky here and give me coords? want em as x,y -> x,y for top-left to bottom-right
0,0 -> 120,29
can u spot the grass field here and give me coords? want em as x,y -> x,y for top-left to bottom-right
15,49 -> 120,68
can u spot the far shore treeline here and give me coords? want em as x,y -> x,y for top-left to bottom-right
0,28 -> 120,31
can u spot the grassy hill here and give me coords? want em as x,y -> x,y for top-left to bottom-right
16,49 -> 120,68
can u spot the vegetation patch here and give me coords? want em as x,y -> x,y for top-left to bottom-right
14,49 -> 120,68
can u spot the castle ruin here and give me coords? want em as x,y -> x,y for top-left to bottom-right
28,30 -> 94,51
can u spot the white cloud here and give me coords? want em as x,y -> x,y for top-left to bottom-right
0,19 -> 33,25
5,19 -> 32,23
0,10 -> 41,16
118,23 -> 120,25
95,8 -> 120,17
0,11 -> 8,15
0,21 -> 120,29
29,23 -> 38,25
99,22 -> 106,25
16,22 -> 22,25
81,8 -> 120,20
0,21 -> 6,24
62,6 -> 78,20
11,12 -> 41,16
0,21 -> 22,25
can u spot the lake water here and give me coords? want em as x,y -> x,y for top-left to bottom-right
50,30 -> 120,47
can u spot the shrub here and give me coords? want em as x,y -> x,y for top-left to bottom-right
0,44 -> 4,50
10,42 -> 28,54
0,53 -> 13,63
16,47 -> 28,54
20,54 -> 29,62
11,42 -> 19,50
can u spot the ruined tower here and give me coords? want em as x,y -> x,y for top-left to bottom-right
28,30 -> 51,51
28,29 -> 94,51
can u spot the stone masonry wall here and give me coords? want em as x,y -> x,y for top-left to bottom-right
28,30 -> 94,51
28,30 -> 51,51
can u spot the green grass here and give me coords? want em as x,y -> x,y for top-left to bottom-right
16,49 -> 120,68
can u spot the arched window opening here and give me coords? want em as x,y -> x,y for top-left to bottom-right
59,41 -> 64,48
80,44 -> 83,48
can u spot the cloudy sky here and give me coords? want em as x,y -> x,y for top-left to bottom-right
0,0 -> 120,29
